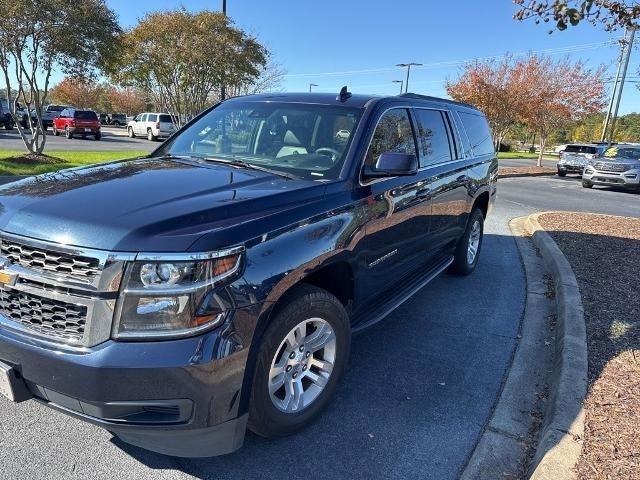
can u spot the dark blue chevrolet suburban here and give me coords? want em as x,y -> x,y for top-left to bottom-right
0,91 -> 497,457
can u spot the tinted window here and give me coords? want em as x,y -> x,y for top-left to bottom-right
414,109 -> 453,167
459,112 -> 494,156
48,105 -> 65,112
564,145 -> 597,154
147,114 -> 158,122
159,114 -> 173,123
365,109 -> 416,168
74,110 -> 98,120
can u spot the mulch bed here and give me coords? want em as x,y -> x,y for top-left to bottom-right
1,154 -> 61,164
538,213 -> 640,480
498,166 -> 556,177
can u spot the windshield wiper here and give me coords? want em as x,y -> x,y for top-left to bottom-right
202,156 -> 299,180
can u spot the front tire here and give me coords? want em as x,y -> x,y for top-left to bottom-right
52,125 -> 59,136
248,284 -> 351,438
65,126 -> 73,139
128,127 -> 135,138
582,180 -> 593,189
557,170 -> 567,177
449,207 -> 484,276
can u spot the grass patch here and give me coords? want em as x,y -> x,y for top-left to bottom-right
0,150 -> 147,176
497,151 -> 558,160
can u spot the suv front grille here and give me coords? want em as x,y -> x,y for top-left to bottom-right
592,161 -> 631,173
0,238 -> 100,280
0,286 -> 87,342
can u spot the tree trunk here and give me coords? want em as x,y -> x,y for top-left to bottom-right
537,135 -> 546,167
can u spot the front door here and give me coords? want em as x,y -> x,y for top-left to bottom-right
357,108 -> 432,304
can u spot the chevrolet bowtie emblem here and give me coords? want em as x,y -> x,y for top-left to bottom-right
0,260 -> 18,286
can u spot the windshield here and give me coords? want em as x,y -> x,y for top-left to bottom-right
158,102 -> 362,180
603,146 -> 640,160
564,145 -> 597,154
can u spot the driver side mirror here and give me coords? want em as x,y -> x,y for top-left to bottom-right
363,152 -> 418,178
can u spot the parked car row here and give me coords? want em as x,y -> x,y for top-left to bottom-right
556,142 -> 640,191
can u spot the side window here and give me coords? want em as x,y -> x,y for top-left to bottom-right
365,108 -> 416,167
414,109 -> 453,167
459,112 -> 494,156
140,114 -> 148,122
148,114 -> 158,122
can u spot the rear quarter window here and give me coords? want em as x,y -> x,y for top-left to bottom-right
459,112 -> 494,156
159,114 -> 173,123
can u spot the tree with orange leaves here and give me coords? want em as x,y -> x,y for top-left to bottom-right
446,56 -> 526,150
515,55 -> 606,165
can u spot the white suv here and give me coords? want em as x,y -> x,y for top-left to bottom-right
127,112 -> 176,141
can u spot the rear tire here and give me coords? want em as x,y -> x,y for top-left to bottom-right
94,133 -> 101,141
65,126 -> 73,139
448,208 -> 484,276
248,284 -> 350,439
52,125 -> 59,136
147,129 -> 156,141
582,180 -> 593,189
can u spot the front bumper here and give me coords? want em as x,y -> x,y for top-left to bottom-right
583,168 -> 640,188
0,303 -> 262,457
557,163 -> 585,174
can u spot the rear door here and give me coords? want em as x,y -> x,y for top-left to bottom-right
358,107 -> 433,303
412,107 -> 465,258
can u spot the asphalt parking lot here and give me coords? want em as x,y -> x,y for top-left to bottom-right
0,127 -> 156,153
0,170 -> 638,480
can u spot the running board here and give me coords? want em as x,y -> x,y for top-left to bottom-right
351,256 -> 454,334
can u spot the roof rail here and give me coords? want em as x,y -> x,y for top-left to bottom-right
398,92 -> 477,110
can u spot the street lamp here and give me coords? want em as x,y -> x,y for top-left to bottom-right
392,80 -> 404,95
220,0 -> 228,101
309,83 -> 318,92
396,62 -> 422,93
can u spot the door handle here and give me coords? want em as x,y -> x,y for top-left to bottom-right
415,187 -> 432,199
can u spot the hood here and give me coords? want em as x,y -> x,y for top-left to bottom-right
0,157 -> 325,252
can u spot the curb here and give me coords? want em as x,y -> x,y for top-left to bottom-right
498,171 -> 557,179
524,212 -> 588,480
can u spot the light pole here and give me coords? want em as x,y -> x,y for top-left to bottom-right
396,62 -> 422,93
309,83 -> 318,92
220,0 -> 228,101
392,80 -> 404,95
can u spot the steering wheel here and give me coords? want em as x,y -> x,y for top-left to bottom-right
315,147 -> 341,162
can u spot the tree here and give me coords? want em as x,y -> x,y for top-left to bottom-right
50,77 -> 106,110
446,56 -> 527,149
514,0 -> 640,32
516,55 -> 606,164
111,10 -> 267,125
226,59 -> 286,97
103,86 -> 147,116
0,0 -> 120,155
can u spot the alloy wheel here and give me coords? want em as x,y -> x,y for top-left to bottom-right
467,219 -> 481,265
268,317 -> 336,413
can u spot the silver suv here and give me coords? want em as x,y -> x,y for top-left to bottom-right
582,144 -> 640,190
127,112 -> 176,141
557,143 -> 606,177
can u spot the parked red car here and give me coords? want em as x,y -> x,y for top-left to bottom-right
52,108 -> 101,140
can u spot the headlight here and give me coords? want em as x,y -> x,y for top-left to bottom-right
584,166 -> 595,174
113,248 -> 244,339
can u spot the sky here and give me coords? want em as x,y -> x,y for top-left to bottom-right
72,1 -> 640,113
